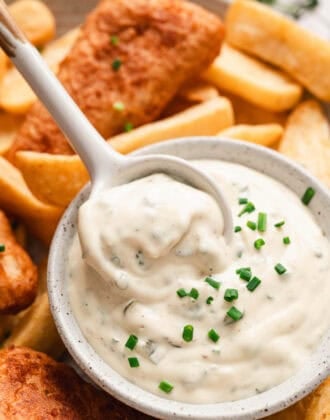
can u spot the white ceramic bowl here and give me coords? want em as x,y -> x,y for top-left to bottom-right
48,137 -> 330,419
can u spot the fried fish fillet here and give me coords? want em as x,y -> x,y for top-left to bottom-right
0,211 -> 37,315
8,0 -> 224,159
0,346 -> 149,419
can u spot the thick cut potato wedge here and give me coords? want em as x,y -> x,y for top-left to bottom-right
0,28 -> 80,114
0,112 -> 23,155
3,260 -> 65,359
219,123 -> 283,147
15,97 -> 234,207
279,100 -> 330,188
203,44 -> 302,111
0,156 -> 62,244
225,0 -> 330,101
9,0 -> 55,46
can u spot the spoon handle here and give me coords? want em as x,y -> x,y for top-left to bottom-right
0,0 -> 123,183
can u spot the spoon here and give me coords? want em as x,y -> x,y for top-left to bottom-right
0,1 -> 233,241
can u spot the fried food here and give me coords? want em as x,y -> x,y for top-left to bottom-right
14,97 -> 233,207
305,377 -> 330,420
0,156 -> 63,245
178,79 -> 219,103
203,44 -> 302,111
219,123 -> 283,147
8,0 -> 225,159
0,346 -> 148,419
279,100 -> 330,188
3,260 -> 64,359
0,210 -> 37,315
225,0 -> 330,102
9,0 -> 55,47
0,28 -> 79,115
0,112 -> 23,155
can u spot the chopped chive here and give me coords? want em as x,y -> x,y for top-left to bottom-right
113,101 -> 125,111
226,306 -> 244,321
189,288 -> 199,300
283,236 -> 291,245
204,277 -> 221,290
112,58 -> 122,71
302,187 -> 315,205
238,202 -> 255,217
234,226 -> 242,233
206,296 -> 214,305
274,220 -> 285,228
254,238 -> 265,250
274,263 -> 287,275
128,357 -> 140,368
236,267 -> 252,281
224,288 -> 238,302
0,244 -> 5,252
208,328 -> 220,343
247,276 -> 261,292
257,212 -> 267,232
246,221 -> 256,231
159,381 -> 173,394
239,197 -> 248,205
124,121 -> 134,132
110,35 -> 119,45
125,334 -> 138,350
182,325 -> 194,342
176,288 -> 187,298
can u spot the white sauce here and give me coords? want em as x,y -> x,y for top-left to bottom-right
68,160 -> 330,404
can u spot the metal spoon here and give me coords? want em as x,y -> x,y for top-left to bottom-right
0,0 -> 233,241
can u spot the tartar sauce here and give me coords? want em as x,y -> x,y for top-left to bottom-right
67,160 -> 330,403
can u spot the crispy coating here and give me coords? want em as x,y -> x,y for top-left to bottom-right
8,0 -> 224,158
0,211 -> 37,315
0,346 -> 149,419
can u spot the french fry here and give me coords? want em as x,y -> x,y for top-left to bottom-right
9,0 -> 56,47
225,0 -> 330,101
222,91 -> 288,126
279,100 -> 330,188
0,112 -> 24,155
0,28 -> 80,114
178,79 -> 219,103
15,98 -> 234,207
0,156 -> 63,244
219,123 -> 283,147
110,97 -> 234,154
203,44 -> 302,111
4,259 -> 65,359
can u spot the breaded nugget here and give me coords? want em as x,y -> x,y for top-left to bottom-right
0,211 -> 37,315
0,346 -> 149,419
8,0 -> 224,158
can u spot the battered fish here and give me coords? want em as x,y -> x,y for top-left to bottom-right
0,346 -> 149,419
8,0 -> 224,158
0,211 -> 37,315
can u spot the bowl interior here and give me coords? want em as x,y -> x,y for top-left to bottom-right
48,137 -> 330,420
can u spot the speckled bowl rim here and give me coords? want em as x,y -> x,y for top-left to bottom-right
48,137 -> 330,419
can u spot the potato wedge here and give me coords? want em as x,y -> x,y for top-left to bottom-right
4,259 -> 65,359
110,97 -> 234,154
219,123 -> 283,147
0,112 -> 23,155
0,28 -> 80,115
15,98 -> 234,207
225,0 -> 330,101
9,0 -> 55,47
0,156 -> 63,244
203,44 -> 302,111
279,100 -> 330,188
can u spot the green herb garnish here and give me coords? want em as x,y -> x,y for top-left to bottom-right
128,357 -> 140,368
254,238 -> 265,250
226,306 -> 244,321
206,296 -> 214,305
234,226 -> 242,233
208,328 -> 220,343
113,101 -> 125,111
246,221 -> 257,231
283,236 -> 291,245
205,277 -> 221,290
159,381 -> 173,393
124,121 -> 134,132
257,212 -> 267,232
0,244 -> 5,252
110,35 -> 119,46
189,288 -> 199,300
302,187 -> 315,205
125,334 -> 138,350
247,276 -> 261,292
238,202 -> 255,217
176,288 -> 187,298
236,267 -> 252,281
274,220 -> 285,228
182,325 -> 194,342
112,58 -> 122,71
239,197 -> 248,205
274,263 -> 287,275
224,288 -> 239,302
